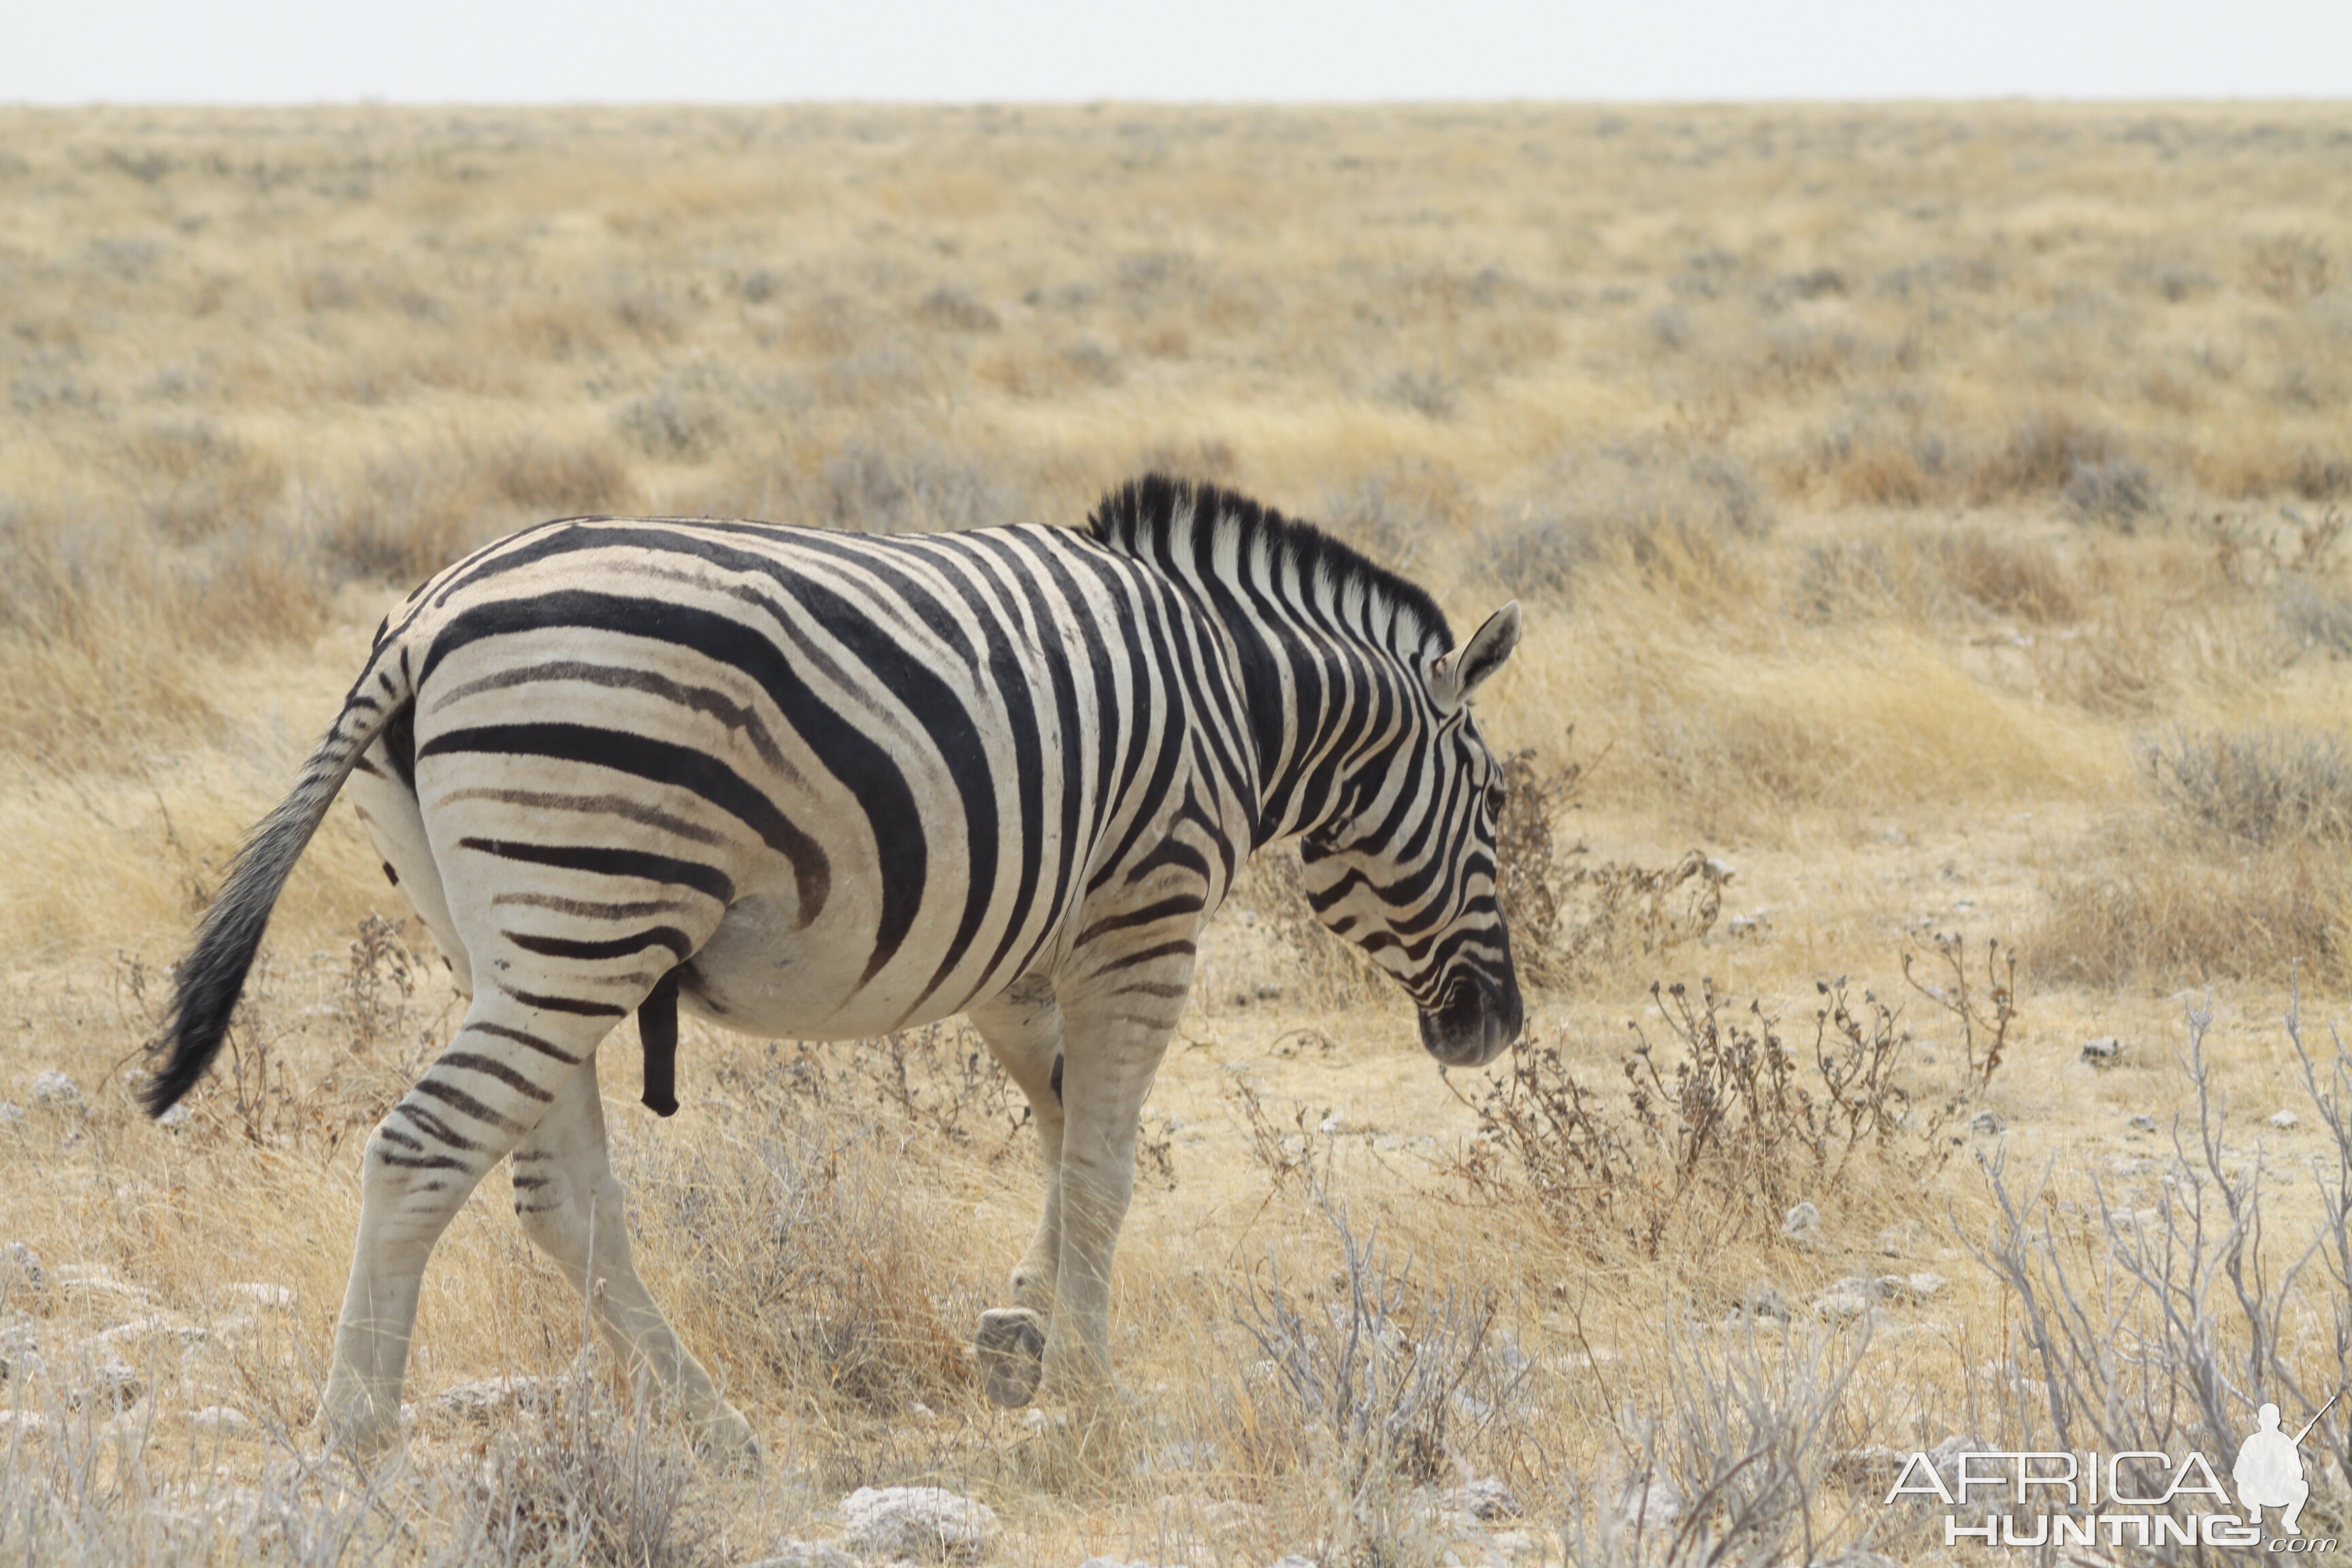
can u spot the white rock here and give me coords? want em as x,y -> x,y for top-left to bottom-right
747,1542 -> 856,1568
1781,1202 -> 1824,1247
1906,1272 -> 1948,1301
2270,1110 -> 2300,1129
0,1410 -> 48,1436
0,1243 -> 44,1301
157,1104 -> 192,1127
69,1362 -> 142,1407
1814,1290 -> 1874,1324
1488,1532 -> 1545,1566
225,1282 -> 297,1312
81,1314 -> 206,1352
0,1103 -> 24,1129
1616,1477 -> 1682,1531
1267,1557 -> 1320,1568
839,1485 -> 998,1564
2080,1036 -> 2123,1067
1450,1477 -> 1522,1522
186,1405 -> 255,1437
1969,1110 -> 2004,1136
27,1073 -> 81,1111
2128,1113 -> 2158,1133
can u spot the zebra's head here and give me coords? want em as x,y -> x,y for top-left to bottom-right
1298,602 -> 1525,1068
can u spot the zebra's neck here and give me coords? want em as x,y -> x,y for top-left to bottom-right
1085,475 -> 1452,849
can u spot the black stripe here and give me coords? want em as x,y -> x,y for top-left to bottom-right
440,1051 -> 557,1102
459,838 -> 734,904
472,1020 -> 585,1064
414,1077 -> 523,1132
503,928 -> 692,962
495,981 -> 627,1019
423,721 -> 810,864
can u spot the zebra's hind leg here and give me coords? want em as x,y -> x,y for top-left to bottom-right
510,1053 -> 758,1468
321,990 -> 621,1463
966,977 -> 1067,1407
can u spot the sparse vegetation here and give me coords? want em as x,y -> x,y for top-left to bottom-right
4,101 -> 2351,1564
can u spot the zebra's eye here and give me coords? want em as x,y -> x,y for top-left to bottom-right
1484,783 -> 1507,817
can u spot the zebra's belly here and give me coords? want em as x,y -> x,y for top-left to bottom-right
675,891 -> 983,1041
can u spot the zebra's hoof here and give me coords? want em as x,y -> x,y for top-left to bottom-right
975,1307 -> 1046,1408
693,1405 -> 762,1474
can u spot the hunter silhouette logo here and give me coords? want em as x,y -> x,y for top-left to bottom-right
2236,1394 -> 2339,1537
1886,1390 -> 2344,1550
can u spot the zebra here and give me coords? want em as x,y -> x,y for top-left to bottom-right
145,474 -> 1524,1465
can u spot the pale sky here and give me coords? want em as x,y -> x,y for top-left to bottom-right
5,0 -> 2347,103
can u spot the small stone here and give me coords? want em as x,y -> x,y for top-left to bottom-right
1906,1272 -> 1948,1301
1829,1443 -> 1906,1486
26,1073 -> 81,1111
1875,1227 -> 1908,1258
225,1282 -> 296,1312
839,1485 -> 998,1564
747,1543 -> 856,1568
1781,1202 -> 1824,1247
2129,1113 -> 2158,1134
0,1243 -> 45,1303
1969,1110 -> 2004,1136
1814,1290 -> 1874,1324
186,1405 -> 255,1437
1616,1477 -> 1682,1531
2080,1036 -> 2123,1067
1487,1531 -> 1545,1565
157,1104 -> 191,1128
0,1410 -> 48,1435
1740,1285 -> 1793,1323
1267,1557 -> 1321,1568
1449,1477 -> 1521,1521
69,1362 -> 142,1408
2270,1110 -> 2300,1130
0,1102 -> 24,1130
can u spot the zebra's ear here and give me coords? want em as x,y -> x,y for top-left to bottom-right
1428,602 -> 1521,712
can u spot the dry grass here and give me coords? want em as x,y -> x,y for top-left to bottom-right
3,101 -> 2352,1565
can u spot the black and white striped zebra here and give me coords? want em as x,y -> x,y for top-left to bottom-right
146,474 -> 1523,1463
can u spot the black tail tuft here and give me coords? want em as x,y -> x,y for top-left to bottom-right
144,685 -> 412,1118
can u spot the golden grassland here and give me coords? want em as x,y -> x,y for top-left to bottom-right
1,103 -> 2351,1565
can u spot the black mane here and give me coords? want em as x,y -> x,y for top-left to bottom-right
1086,474 -> 1454,655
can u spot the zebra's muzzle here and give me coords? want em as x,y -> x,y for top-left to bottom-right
1417,973 -> 1522,1068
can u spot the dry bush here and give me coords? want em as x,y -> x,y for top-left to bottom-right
1561,1322 -> 1870,1568
1968,410 -> 2129,506
2033,726 -> 2352,989
309,435 -> 639,587
1928,527 -> 2078,625
629,1042 -> 994,1419
1959,1000 -> 2352,1529
1454,976 -> 1969,1260
1477,440 -> 1773,600
813,431 -> 1029,536
453,1372 -> 719,1568
2139,725 -> 2352,847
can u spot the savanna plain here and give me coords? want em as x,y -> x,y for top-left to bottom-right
1,102 -> 2350,1567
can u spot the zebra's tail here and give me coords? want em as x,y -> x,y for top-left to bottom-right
144,633 -> 418,1117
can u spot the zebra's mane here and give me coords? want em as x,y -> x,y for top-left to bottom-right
1087,474 -> 1455,657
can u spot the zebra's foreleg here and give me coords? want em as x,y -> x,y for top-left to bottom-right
320,993 -> 612,1461
1034,977 -> 1183,1404
510,1054 -> 757,1467
965,976 -> 1068,1407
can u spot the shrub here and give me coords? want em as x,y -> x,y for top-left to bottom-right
1455,975 -> 1967,1259
2137,725 -> 2352,847
817,433 -> 1026,534
2061,456 -> 2159,527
